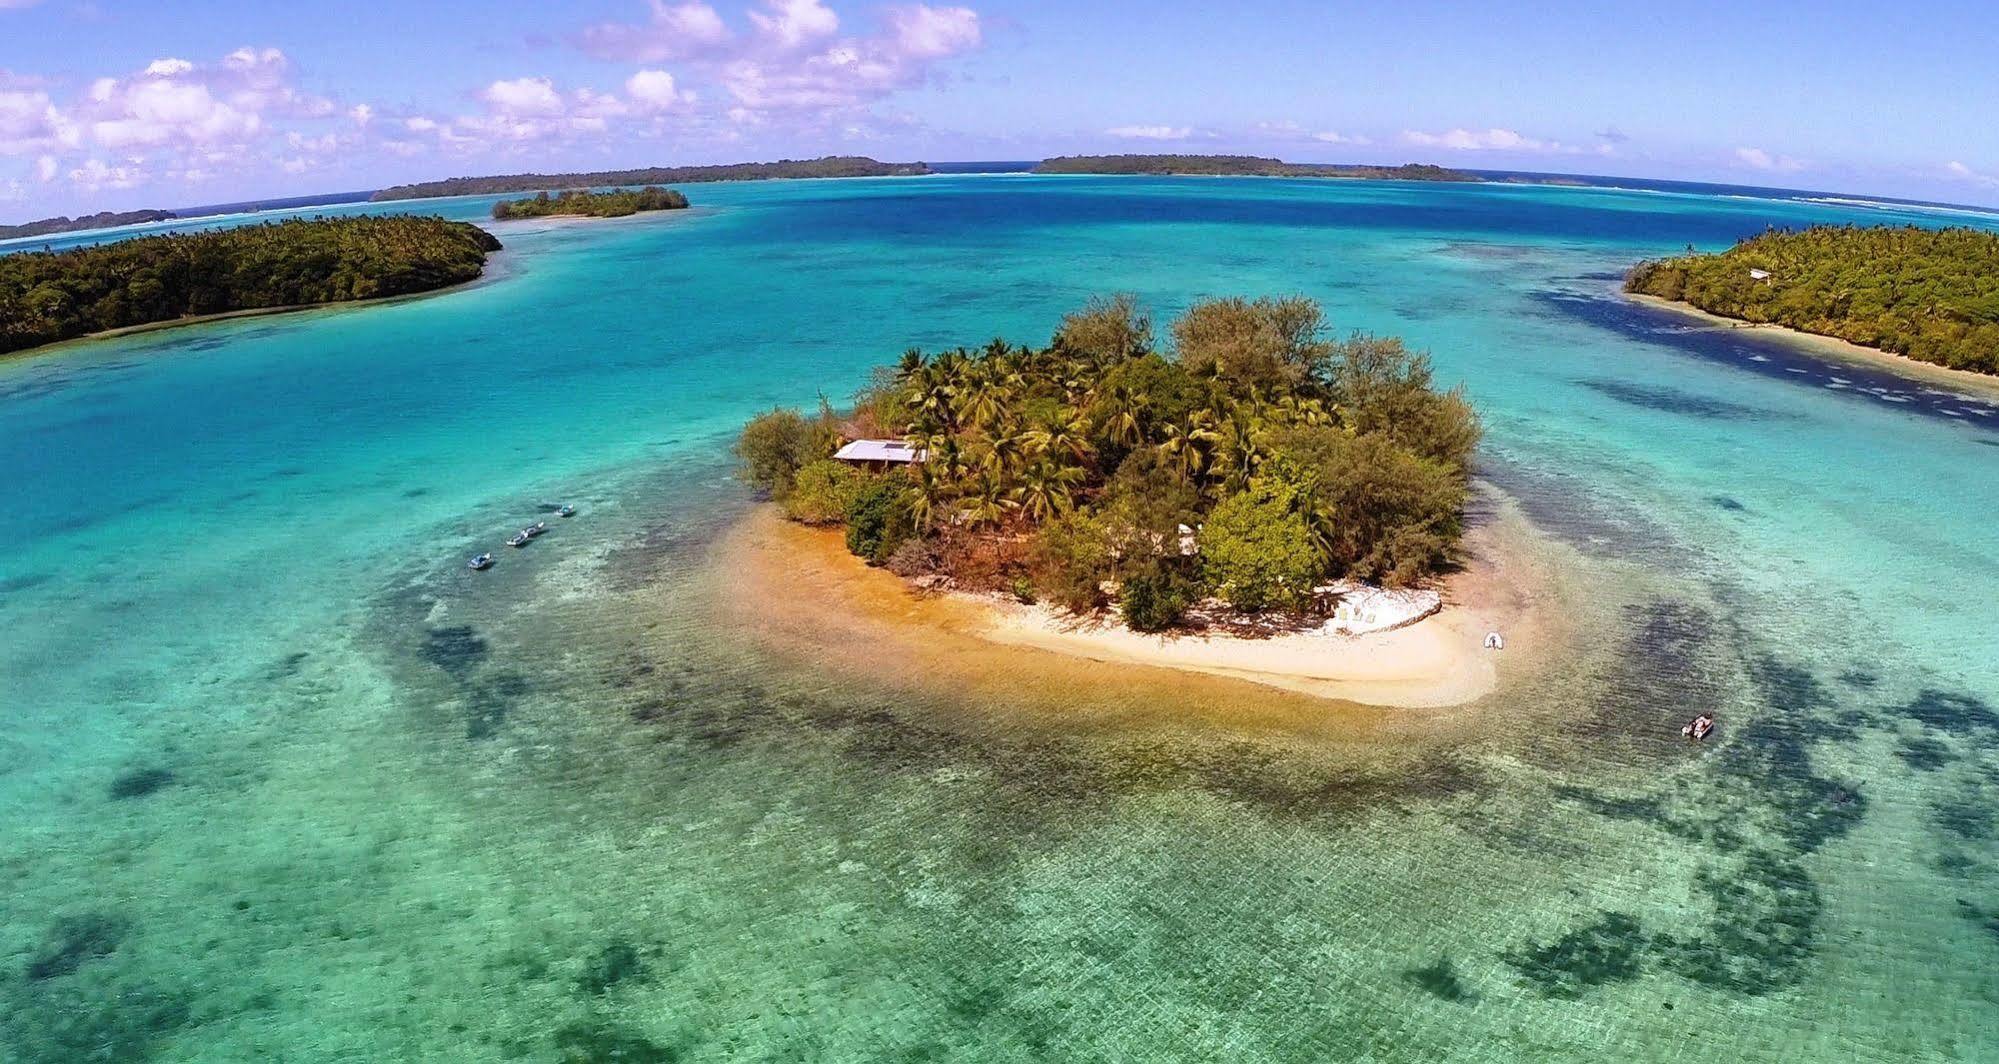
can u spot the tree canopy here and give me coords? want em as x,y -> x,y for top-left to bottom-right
0,209 -> 177,241
1032,155 -> 1477,181
491,187 -> 689,220
1625,224 -> 1999,375
738,294 -> 1481,631
0,215 -> 501,356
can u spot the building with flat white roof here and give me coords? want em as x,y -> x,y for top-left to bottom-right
833,439 -> 927,468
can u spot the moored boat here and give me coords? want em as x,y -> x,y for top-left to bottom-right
467,553 -> 494,570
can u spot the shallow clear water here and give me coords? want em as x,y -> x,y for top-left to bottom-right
2,175 -> 1996,1061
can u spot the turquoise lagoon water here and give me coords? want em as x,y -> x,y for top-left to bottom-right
2,175 -> 1997,1060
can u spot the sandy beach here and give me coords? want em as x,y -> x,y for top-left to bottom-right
1624,290 -> 1999,399
707,489 -> 1572,712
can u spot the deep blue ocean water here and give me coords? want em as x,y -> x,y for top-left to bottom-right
1,174 -> 1995,1061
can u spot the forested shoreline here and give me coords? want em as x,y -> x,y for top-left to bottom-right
1033,155 -> 1477,181
1625,225 -> 1999,375
738,295 -> 1479,632
0,215 -> 501,356
374,157 -> 928,201
491,187 -> 689,220
0,210 -> 179,241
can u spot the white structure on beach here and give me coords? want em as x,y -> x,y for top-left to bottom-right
834,439 -> 927,469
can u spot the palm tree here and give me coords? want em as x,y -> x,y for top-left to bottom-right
958,371 -> 1008,431
1017,460 -> 1085,523
1095,383 -> 1146,450
1157,410 -> 1221,479
908,464 -> 947,532
980,430 -> 1028,477
1212,413 -> 1267,494
907,364 -> 956,430
1024,410 -> 1093,466
894,347 -> 926,382
1273,393 -> 1331,427
957,471 -> 1020,528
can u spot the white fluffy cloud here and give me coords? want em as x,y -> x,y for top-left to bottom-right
0,80 -> 76,153
31,48 -> 333,157
886,4 -> 979,58
581,0 -> 980,122
579,1 -> 733,62
1734,146 -> 1804,173
1106,124 -> 1191,140
69,157 -> 144,191
0,47 -> 360,200
1401,126 -> 1609,156
625,69 -> 693,111
1944,160 -> 1999,189
481,76 -> 566,118
750,0 -> 840,50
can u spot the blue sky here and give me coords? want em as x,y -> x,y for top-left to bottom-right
3,0 -> 1998,217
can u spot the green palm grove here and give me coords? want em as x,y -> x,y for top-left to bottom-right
0,215 -> 501,356
1626,224 -> 1999,375
737,294 -> 1480,631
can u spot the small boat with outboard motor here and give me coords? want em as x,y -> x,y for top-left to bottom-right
467,553 -> 494,571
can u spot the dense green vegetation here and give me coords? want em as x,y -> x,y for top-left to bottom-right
1625,224 -> 1999,375
491,187 -> 689,220
0,209 -> 179,241
1033,155 -> 1477,181
737,295 -> 1480,631
0,215 -> 501,355
374,157 -> 928,201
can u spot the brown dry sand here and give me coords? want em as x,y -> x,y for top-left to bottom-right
701,491 -> 1579,724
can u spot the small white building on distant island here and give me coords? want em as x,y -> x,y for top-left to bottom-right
1748,268 -> 1772,281
834,439 -> 927,471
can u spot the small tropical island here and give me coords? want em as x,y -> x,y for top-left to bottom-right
374,156 -> 929,201
726,295 -> 1536,703
0,215 -> 501,356
1034,155 -> 1478,181
1626,224 -> 1999,376
0,209 -> 180,241
490,186 -> 689,221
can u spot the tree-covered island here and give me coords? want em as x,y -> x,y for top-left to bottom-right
736,295 -> 1480,632
0,215 -> 501,356
1033,155 -> 1478,181
1626,224 -> 1999,376
0,209 -> 179,241
491,187 -> 690,220
374,156 -> 927,201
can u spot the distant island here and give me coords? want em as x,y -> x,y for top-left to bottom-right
1626,225 -> 1999,376
491,186 -> 689,221
0,215 -> 500,356
735,294 -> 1479,638
0,209 -> 179,241
1033,155 -> 1478,181
373,156 -> 929,201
